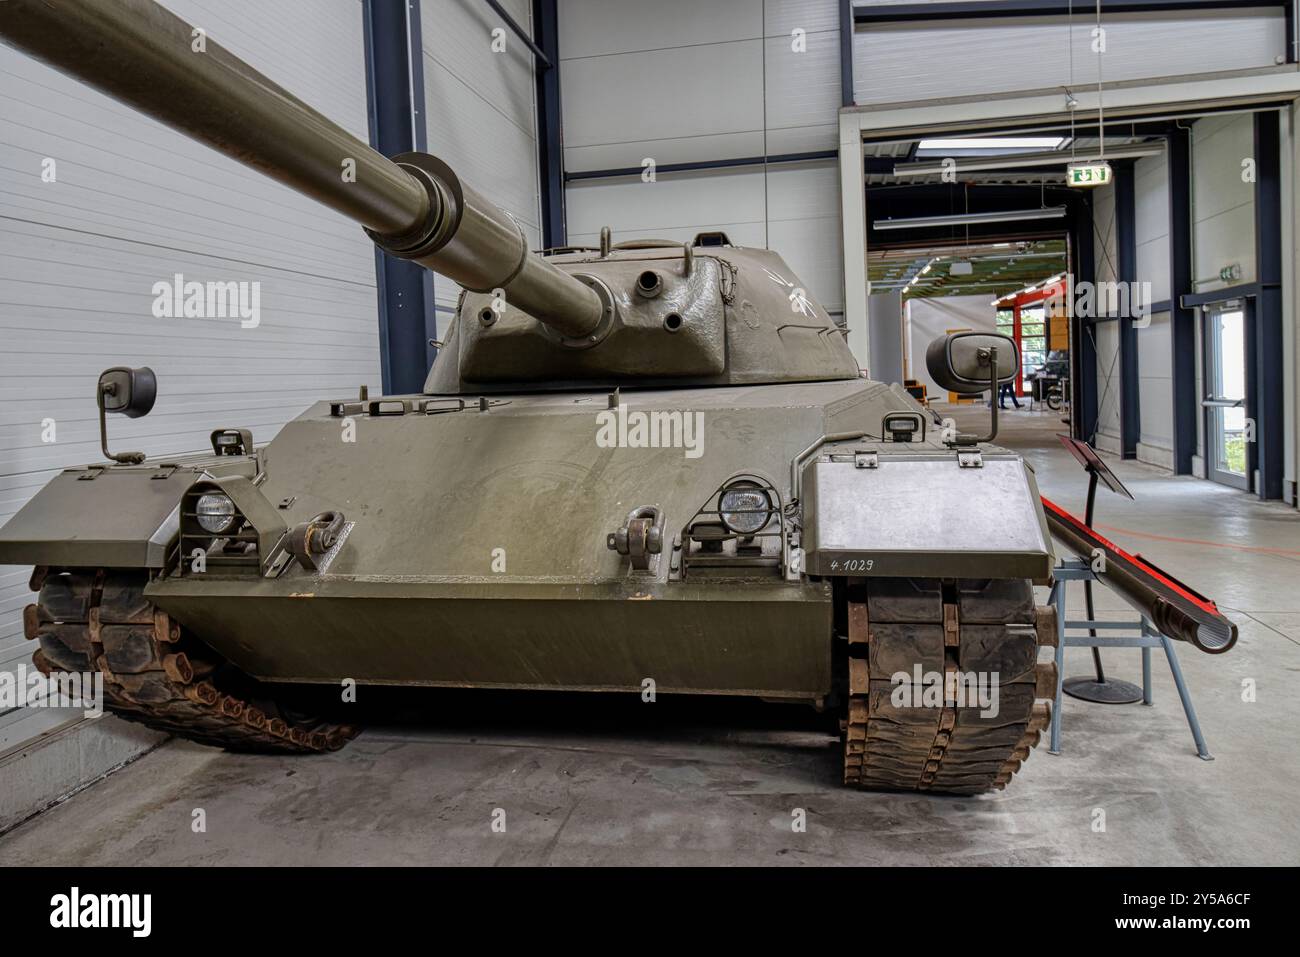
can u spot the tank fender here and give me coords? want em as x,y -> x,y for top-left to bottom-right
0,457 -> 256,569
801,446 -> 1054,579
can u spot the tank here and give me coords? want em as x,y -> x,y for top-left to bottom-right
0,0 -> 1062,793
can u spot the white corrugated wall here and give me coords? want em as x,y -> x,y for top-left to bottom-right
1135,152 -> 1174,469
852,7 -> 1288,106
1190,112 -> 1259,473
560,0 -> 846,316
0,0 -> 380,754
420,0 -> 543,314
1192,114 -> 1258,288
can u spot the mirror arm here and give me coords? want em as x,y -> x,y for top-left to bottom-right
947,347 -> 1002,447
98,383 -> 146,465
976,350 -> 1001,444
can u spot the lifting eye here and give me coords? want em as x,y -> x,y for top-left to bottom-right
636,270 -> 663,298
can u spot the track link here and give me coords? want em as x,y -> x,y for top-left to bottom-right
842,578 -> 1057,795
24,568 -> 357,753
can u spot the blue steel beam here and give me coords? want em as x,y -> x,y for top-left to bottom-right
1115,162 -> 1141,459
1070,195 -> 1099,444
1252,110 -> 1284,500
1167,125 -> 1197,475
840,0 -> 855,107
363,0 -> 436,396
533,0 -> 565,248
486,0 -> 551,68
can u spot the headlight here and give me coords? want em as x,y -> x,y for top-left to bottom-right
195,492 -> 237,534
719,482 -> 773,535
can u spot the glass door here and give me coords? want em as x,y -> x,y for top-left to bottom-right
1202,302 -> 1249,491
1017,304 -> 1047,394
995,308 -> 1015,365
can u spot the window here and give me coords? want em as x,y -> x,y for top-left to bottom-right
1019,304 -> 1047,382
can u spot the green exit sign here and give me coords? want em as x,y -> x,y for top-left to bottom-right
1068,160 -> 1113,188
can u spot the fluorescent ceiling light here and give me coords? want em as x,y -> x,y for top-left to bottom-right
903,256 -> 937,289
874,207 -> 1067,231
917,137 -> 1065,151
893,142 -> 1163,177
997,274 -> 1067,303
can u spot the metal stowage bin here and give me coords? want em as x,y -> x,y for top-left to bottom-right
1047,558 -> 1213,760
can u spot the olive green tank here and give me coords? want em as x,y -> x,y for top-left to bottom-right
0,0 -> 1060,793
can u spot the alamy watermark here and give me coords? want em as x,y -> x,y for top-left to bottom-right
151,273 -> 261,328
595,404 -> 704,459
891,665 -> 1000,718
0,664 -> 103,718
1042,277 -> 1155,328
49,887 -> 150,937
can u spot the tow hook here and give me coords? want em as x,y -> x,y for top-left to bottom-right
286,511 -> 346,570
607,506 -> 663,571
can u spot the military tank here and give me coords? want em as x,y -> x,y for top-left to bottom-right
0,0 -> 1063,794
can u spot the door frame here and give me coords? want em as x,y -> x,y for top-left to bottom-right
1199,296 -> 1256,492
839,68 -> 1300,372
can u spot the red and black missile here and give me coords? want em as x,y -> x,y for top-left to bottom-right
1042,496 -> 1238,654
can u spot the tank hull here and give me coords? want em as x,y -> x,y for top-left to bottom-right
140,378 -> 899,697
10,378 -> 1061,788
5,377 -> 1054,706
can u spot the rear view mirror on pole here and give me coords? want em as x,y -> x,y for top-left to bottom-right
925,332 -> 1019,394
925,333 -> 1019,445
97,366 -> 157,464
99,366 -> 157,418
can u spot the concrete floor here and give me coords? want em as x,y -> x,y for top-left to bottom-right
2,405 -> 1298,865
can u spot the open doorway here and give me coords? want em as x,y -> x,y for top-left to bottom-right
867,237 -> 1068,415
1202,299 -> 1251,491
842,78 -> 1294,499
994,274 -> 1070,402
857,128 -> 1149,431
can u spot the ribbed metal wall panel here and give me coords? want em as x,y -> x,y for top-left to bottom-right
1136,153 -> 1173,305
853,11 -> 1287,105
421,0 -> 542,310
560,1 -> 844,312
560,0 -> 840,171
0,0 -> 380,747
1192,113 -> 1257,287
1135,153 -> 1174,463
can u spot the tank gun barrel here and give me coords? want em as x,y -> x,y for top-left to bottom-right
0,0 -> 603,338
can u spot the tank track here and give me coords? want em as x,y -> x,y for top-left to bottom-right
23,568 -> 1052,779
24,568 -> 357,753
842,578 -> 1058,795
